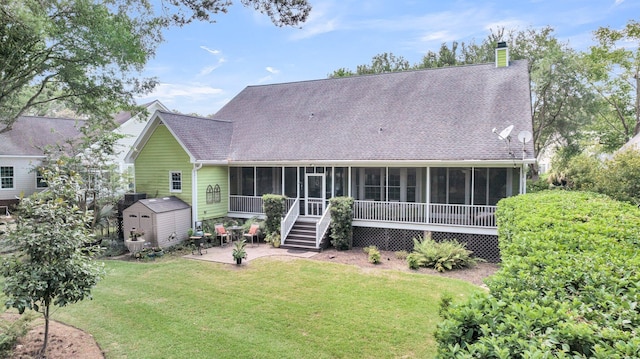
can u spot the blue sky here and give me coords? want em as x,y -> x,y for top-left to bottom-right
136,0 -> 638,116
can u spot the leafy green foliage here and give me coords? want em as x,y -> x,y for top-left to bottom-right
585,19 -> 640,148
261,194 -> 285,235
0,0 -> 310,133
1,160 -> 104,354
436,191 -> 640,357
365,246 -> 381,264
328,197 -> 354,250
0,312 -> 35,357
409,237 -> 479,272
552,149 -> 640,205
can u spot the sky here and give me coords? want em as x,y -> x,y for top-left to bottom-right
135,0 -> 639,116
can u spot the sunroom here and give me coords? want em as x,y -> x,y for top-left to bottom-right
228,164 -> 522,236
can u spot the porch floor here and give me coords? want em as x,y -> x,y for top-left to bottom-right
183,243 -> 318,265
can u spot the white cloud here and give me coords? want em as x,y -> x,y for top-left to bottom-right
199,46 -> 220,55
290,1 -> 343,40
138,83 -> 223,100
615,0 -> 624,5
265,66 -> 280,74
198,46 -> 226,76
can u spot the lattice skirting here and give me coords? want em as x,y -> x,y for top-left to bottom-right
352,227 -> 500,262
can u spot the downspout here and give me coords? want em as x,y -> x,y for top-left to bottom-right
192,163 -> 203,228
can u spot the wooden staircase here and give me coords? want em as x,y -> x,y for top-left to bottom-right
281,220 -> 320,251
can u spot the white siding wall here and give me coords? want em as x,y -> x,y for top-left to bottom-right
0,157 -> 44,201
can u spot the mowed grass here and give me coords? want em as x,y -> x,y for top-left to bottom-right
47,257 -> 480,358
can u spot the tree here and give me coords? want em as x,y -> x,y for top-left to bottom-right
0,0 -> 311,133
584,20 -> 640,151
1,160 -> 105,357
328,27 -> 597,177
329,52 -> 410,77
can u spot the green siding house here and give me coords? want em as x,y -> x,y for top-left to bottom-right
126,51 -> 535,261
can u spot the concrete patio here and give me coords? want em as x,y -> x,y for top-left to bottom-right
182,242 -> 318,265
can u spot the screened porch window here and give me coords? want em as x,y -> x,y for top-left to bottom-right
430,168 -> 470,204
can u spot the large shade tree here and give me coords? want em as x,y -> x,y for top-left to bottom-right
0,0 -> 311,133
584,19 -> 640,152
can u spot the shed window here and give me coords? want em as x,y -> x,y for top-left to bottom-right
1,166 -> 14,189
170,171 -> 182,192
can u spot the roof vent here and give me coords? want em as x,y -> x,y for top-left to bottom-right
495,42 -> 509,68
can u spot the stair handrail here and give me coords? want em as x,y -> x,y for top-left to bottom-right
281,197 -> 300,245
316,203 -> 331,249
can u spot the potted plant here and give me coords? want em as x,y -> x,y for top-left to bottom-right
129,228 -> 145,241
265,232 -> 281,248
232,239 -> 247,265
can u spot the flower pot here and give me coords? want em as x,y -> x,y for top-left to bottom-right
236,257 -> 242,265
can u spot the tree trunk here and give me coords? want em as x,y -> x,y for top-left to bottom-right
39,301 -> 50,358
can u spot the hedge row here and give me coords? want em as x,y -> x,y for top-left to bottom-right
435,191 -> 640,358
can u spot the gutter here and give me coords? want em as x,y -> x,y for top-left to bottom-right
191,162 -> 203,228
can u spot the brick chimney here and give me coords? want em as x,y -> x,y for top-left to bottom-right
495,42 -> 509,68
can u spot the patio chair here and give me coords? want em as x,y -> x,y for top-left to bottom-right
243,223 -> 260,246
215,224 -> 231,247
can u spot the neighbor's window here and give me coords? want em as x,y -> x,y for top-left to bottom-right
36,170 -> 47,188
1,166 -> 14,189
170,171 -> 182,192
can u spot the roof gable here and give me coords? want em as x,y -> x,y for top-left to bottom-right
127,111 -> 233,163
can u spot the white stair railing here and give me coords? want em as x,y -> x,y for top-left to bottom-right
316,204 -> 332,249
281,197 -> 300,245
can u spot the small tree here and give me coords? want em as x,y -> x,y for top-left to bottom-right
1,160 -> 104,357
329,197 -> 354,250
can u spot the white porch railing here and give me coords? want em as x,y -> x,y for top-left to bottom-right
229,195 -> 296,214
281,197 -> 300,245
230,196 -> 496,229
353,201 -> 496,228
316,204 -> 332,248
306,198 -> 324,216
229,195 -> 264,214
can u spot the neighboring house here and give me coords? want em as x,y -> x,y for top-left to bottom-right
618,131 -> 640,153
111,100 -> 168,188
0,100 -> 167,211
0,116 -> 85,209
126,49 -> 535,261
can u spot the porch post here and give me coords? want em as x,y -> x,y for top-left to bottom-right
426,167 -> 431,225
348,167 -> 352,197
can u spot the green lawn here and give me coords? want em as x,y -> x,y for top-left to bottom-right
26,257 -> 480,358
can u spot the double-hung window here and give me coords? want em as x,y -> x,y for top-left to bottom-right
36,170 -> 48,188
170,171 -> 182,192
1,167 -> 14,189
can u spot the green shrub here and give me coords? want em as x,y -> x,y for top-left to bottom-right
262,194 -> 286,235
329,197 -> 354,250
436,191 -> 640,357
367,246 -> 381,264
410,237 -> 478,272
406,252 -> 422,270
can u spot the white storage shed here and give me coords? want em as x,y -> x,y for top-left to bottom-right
123,196 -> 191,248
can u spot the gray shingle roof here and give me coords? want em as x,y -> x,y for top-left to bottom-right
213,61 -> 534,162
137,196 -> 190,213
156,111 -> 233,162
0,116 -> 85,156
